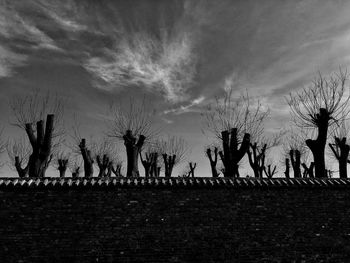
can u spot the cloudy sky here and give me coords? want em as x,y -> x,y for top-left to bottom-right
1,0 -> 350,177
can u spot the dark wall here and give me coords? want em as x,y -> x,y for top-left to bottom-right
1,181 -> 350,262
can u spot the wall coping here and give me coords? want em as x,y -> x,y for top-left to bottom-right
0,177 -> 350,189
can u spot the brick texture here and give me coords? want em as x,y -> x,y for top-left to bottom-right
1,180 -> 350,262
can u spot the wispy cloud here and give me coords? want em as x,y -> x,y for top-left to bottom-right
163,95 -> 205,115
85,30 -> 197,102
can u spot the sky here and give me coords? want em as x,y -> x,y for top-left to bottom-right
1,0 -> 350,177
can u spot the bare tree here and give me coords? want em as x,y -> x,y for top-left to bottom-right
55,151 -> 70,178
282,127 -> 314,178
202,90 -> 269,177
93,138 -> 120,177
78,139 -> 94,177
328,120 -> 350,178
70,157 -> 82,178
264,158 -> 277,178
287,69 -> 350,178
158,136 -> 188,178
188,162 -> 196,177
6,136 -> 31,178
9,90 -> 64,177
108,98 -> 156,177
205,146 -> 219,177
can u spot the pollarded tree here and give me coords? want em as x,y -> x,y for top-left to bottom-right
328,120 -> 350,178
140,141 -> 162,177
108,98 -> 156,177
93,138 -> 120,177
248,132 -> 282,178
159,136 -> 188,178
70,157 -> 82,178
202,89 -> 269,177
9,90 -> 64,177
55,151 -> 70,178
6,136 -> 31,178
288,69 -> 350,178
264,158 -> 278,178
282,128 -> 309,178
70,118 -> 95,178
205,146 -> 220,177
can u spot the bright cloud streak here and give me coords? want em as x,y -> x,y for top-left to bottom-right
85,31 -> 197,102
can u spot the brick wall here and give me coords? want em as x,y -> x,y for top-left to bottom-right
1,178 -> 350,262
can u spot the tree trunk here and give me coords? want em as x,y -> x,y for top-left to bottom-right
25,114 -> 54,177
163,154 -> 176,178
219,129 -> 250,177
206,148 -> 219,177
284,158 -> 290,178
123,130 -> 145,177
79,139 -> 94,177
306,108 -> 329,178
290,150 -> 301,178
329,137 -> 350,179
15,156 -> 28,178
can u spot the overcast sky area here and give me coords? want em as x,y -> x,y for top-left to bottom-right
1,0 -> 350,177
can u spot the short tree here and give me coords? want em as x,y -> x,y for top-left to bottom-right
159,136 -> 188,177
6,136 -> 31,178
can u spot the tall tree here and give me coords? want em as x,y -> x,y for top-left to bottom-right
202,89 -> 269,177
288,69 -> 350,178
108,98 -> 156,177
9,90 -> 63,177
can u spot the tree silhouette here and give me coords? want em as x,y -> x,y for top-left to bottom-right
70,157 -> 82,178
205,146 -> 219,177
55,151 -> 69,178
328,121 -> 350,178
93,138 -> 120,177
9,90 -> 63,177
288,69 -> 350,178
159,136 -> 188,177
6,136 -> 30,178
108,98 -> 155,177
282,128 -> 310,178
202,90 -> 268,177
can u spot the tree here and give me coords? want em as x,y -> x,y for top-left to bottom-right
79,139 -> 94,178
188,162 -> 196,177
282,127 -> 314,178
159,136 -> 188,177
328,121 -> 350,178
140,141 -> 162,177
55,151 -> 69,178
108,98 -> 156,177
93,138 -> 120,177
9,90 -> 64,177
205,146 -> 219,177
6,136 -> 30,178
202,90 -> 269,177
287,69 -> 350,178
70,157 -> 82,178
264,159 -> 277,178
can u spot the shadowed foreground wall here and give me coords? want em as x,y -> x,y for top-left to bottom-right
1,178 -> 350,262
